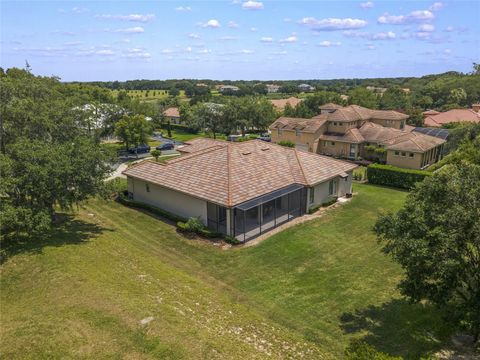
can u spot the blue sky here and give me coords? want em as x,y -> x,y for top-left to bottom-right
1,1 -> 479,81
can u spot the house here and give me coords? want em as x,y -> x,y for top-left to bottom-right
266,84 -> 281,93
270,97 -> 303,111
219,85 -> 240,93
298,83 -> 315,92
319,103 -> 343,114
423,106 -> 480,127
270,104 -> 445,170
123,139 -> 356,242
163,107 -> 181,124
422,109 -> 440,117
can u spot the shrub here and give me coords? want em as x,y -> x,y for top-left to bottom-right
364,145 -> 377,152
322,197 -> 337,207
150,149 -> 161,161
117,193 -> 187,223
105,178 -> 128,195
183,217 -> 205,233
225,235 -> 241,245
374,147 -> 386,154
308,204 -> 322,214
278,140 -> 295,148
367,163 -> 431,190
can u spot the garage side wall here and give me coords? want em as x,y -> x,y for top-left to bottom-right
127,177 -> 208,225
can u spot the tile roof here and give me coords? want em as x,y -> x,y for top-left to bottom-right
358,122 -> 445,152
424,109 -> 480,127
422,109 -> 440,116
163,107 -> 180,117
320,128 -> 365,143
269,116 -> 328,133
270,97 -> 303,110
177,138 -> 224,153
319,103 -> 343,110
123,140 -> 357,207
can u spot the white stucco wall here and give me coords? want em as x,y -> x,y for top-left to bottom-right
307,171 -> 353,210
127,177 -> 208,225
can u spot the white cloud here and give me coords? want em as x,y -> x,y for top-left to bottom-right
202,19 -> 221,28
280,35 -> 297,43
360,2 -> 374,9
185,46 -> 192,53
429,2 -> 444,11
284,18 -> 292,22
372,31 -> 396,40
161,49 -> 174,54
444,48 -> 451,54
250,27 -> 257,32
228,21 -> 239,28
378,10 -> 434,24
123,48 -> 151,58
260,37 -> 273,43
72,7 -> 89,14
366,44 -> 376,50
419,24 -> 435,32
198,48 -> 211,54
343,30 -> 396,40
113,27 -> 145,34
240,49 -> 254,54
95,14 -> 155,22
318,40 -> 341,47
188,33 -> 200,39
271,50 -> 287,55
299,17 -> 367,31
175,6 -> 192,12
219,36 -> 237,41
241,1 -> 264,10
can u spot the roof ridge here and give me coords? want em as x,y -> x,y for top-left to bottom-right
226,143 -> 232,207
293,148 -> 308,184
167,144 -> 225,164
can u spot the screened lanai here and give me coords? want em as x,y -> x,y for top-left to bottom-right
231,184 -> 306,242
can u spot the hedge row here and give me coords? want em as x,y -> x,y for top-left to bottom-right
117,193 -> 187,223
367,163 -> 431,189
118,193 -> 224,240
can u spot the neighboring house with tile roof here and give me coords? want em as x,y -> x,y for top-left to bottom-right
270,104 -> 445,170
423,107 -> 480,128
162,107 -> 182,124
123,139 -> 356,242
270,97 -> 303,111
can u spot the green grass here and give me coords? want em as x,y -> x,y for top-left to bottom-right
1,184 -> 453,359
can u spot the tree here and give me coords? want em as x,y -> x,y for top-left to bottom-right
191,103 -> 224,139
150,149 -> 161,161
114,114 -> 152,151
379,86 -> 408,110
0,68 -> 113,241
374,163 -> 480,342
448,88 -> 467,106
347,87 -> 378,109
303,90 -> 344,114
169,87 -> 180,97
405,107 -> 424,127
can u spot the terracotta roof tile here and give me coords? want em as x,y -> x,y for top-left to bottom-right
270,97 -> 303,110
163,107 -> 180,117
424,109 -> 480,127
123,140 -> 357,207
269,116 -> 328,133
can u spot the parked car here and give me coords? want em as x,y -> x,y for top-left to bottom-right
156,142 -> 175,150
258,134 -> 271,142
128,144 -> 150,154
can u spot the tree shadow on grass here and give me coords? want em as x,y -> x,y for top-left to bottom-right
340,299 -> 454,359
1,213 -> 112,263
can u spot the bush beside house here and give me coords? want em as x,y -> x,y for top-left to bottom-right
367,163 -> 431,189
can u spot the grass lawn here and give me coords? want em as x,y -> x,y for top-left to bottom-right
1,184 -> 453,359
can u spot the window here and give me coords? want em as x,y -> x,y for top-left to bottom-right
324,141 -> 328,147
145,183 -> 150,192
295,129 -> 301,136
328,179 -> 337,196
277,128 -> 283,135
331,141 -> 336,146
409,153 -> 414,158
309,188 -> 315,204
394,151 -> 400,156
400,121 -> 405,130
401,152 -> 406,157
